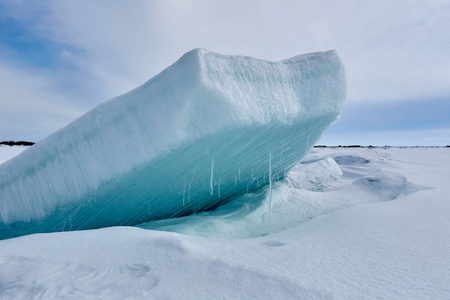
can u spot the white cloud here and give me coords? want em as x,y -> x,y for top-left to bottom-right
151,0 -> 450,103
1,0 -> 449,142
0,62 -> 85,140
0,1 -> 162,140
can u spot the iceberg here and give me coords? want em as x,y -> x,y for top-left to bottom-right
0,48 -> 346,239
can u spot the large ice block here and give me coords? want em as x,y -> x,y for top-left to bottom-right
0,49 -> 346,239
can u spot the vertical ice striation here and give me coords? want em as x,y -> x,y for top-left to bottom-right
0,48 -> 346,239
210,158 -> 214,196
268,152 -> 273,222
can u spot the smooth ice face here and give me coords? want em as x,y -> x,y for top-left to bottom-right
0,48 -> 346,239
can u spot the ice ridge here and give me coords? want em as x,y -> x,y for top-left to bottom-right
0,48 -> 346,239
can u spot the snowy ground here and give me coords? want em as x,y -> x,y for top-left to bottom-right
0,146 -> 449,299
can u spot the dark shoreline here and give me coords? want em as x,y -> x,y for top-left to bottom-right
0,141 -> 35,146
0,141 -> 448,148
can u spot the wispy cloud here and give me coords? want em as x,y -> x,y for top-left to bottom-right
0,61 -> 85,140
151,0 -> 450,103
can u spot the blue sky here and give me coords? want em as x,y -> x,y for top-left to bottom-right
0,0 -> 449,145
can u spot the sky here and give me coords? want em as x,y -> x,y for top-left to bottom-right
0,0 -> 449,146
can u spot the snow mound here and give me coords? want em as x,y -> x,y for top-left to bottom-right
333,155 -> 370,165
0,49 -> 346,239
353,171 -> 426,201
286,157 -> 342,191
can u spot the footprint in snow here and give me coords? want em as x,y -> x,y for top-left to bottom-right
263,240 -> 285,247
123,263 -> 152,277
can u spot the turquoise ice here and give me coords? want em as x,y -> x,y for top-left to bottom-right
0,49 -> 346,239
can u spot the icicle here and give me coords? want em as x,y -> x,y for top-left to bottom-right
306,128 -> 318,157
306,127 -> 319,157
268,152 -> 273,222
210,158 -> 214,195
238,168 -> 241,180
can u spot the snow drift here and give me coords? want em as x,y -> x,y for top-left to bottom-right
0,48 -> 346,239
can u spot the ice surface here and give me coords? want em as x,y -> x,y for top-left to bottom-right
0,48 -> 346,239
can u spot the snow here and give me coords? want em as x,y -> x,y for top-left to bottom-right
0,147 -> 449,299
0,49 -> 346,239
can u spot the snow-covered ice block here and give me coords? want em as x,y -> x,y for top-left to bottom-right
286,157 -> 343,192
0,48 -> 346,239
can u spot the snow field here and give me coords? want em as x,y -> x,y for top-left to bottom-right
1,147 -> 449,299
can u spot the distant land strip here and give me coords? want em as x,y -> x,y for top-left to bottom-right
0,141 -> 448,148
0,141 -> 35,146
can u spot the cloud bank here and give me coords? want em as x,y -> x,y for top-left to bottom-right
0,0 -> 449,144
